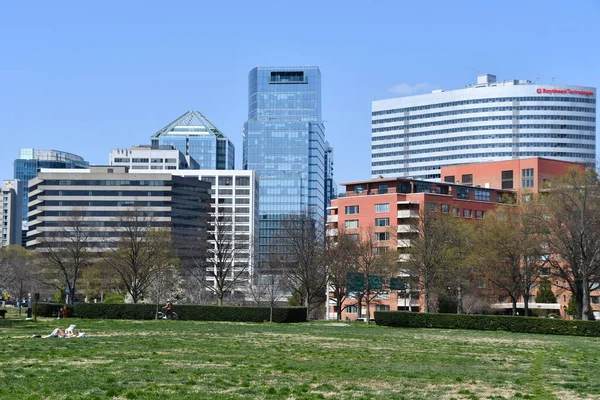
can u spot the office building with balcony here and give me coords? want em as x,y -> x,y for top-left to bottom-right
372,74 -> 596,180
151,111 -> 234,170
243,66 -> 332,267
1,180 -> 23,248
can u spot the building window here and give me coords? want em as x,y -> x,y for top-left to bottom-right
476,280 -> 485,289
375,304 -> 390,311
475,210 -> 484,219
375,203 -> 389,213
375,247 -> 388,255
354,185 -> 364,194
463,209 -> 472,218
444,176 -> 455,183
375,232 -> 389,241
375,218 -> 389,227
452,207 -> 459,217
348,234 -> 360,241
441,204 -> 450,214
474,190 -> 490,202
346,304 -> 358,314
426,202 -> 437,212
456,187 -> 470,199
461,174 -> 473,185
398,183 -> 411,193
219,176 -> 233,186
345,220 -> 359,229
501,170 -> 514,189
540,267 -> 550,276
378,184 -> 388,194
522,168 -> 534,188
345,205 -> 359,214
235,176 -> 250,186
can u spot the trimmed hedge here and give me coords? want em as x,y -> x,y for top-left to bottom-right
74,303 -> 307,323
374,311 -> 600,337
34,303 -> 75,318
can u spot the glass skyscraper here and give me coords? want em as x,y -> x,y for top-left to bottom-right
14,148 -> 89,222
243,66 -> 332,265
151,110 -> 235,170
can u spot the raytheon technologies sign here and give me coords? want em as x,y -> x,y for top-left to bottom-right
537,88 -> 595,96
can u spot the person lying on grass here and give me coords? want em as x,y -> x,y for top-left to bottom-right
35,324 -> 86,338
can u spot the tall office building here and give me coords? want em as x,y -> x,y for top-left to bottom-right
371,74 -> 596,181
1,180 -> 23,248
151,110 -> 235,170
243,66 -> 331,265
26,166 -> 211,255
14,148 -> 89,246
14,149 -> 90,224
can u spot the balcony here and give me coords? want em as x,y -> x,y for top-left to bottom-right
397,210 -> 419,218
326,229 -> 338,237
327,215 -> 338,223
397,224 -> 418,233
397,253 -> 411,262
397,239 -> 412,248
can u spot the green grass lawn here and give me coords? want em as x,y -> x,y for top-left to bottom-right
1,310 -> 599,400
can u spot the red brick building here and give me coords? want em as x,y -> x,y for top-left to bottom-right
327,158 -> 598,320
326,176 -> 514,320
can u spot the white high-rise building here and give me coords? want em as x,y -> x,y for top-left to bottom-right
1,180 -> 23,248
372,74 -> 596,180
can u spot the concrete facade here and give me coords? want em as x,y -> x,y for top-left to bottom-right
372,74 -> 596,180
1,180 -> 23,248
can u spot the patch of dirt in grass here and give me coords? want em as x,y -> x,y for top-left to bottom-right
64,359 -> 114,366
426,382 -> 517,399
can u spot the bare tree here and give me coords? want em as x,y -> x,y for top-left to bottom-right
473,205 -> 546,316
247,257 -> 286,322
184,213 -> 250,306
0,245 -> 35,307
351,225 -> 397,323
402,209 -> 461,313
539,168 -> 600,320
36,209 -> 93,303
278,212 -> 328,320
324,228 -> 359,320
101,208 -> 179,303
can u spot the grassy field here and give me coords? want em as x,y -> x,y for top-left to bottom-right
1,311 -> 599,400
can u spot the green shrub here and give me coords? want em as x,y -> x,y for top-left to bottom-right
34,302 -> 75,318
74,303 -> 307,323
103,293 -> 125,304
374,311 -> 600,337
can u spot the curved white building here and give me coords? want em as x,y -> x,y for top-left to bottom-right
371,74 -> 596,180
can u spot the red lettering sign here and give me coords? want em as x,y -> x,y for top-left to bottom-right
536,88 -> 594,96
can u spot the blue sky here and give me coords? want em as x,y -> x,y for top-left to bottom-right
1,0 -> 598,188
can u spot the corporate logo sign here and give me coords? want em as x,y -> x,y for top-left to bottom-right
537,88 -> 594,96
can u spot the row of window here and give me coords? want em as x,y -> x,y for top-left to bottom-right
372,142 -> 595,159
373,116 -> 595,133
372,105 -> 596,124
371,151 -> 595,168
41,180 -> 170,187
372,96 -> 596,116
371,133 -> 595,150
345,204 -> 390,215
372,124 -> 595,141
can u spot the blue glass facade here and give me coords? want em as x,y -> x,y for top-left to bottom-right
14,149 -> 89,225
243,67 -> 331,264
151,111 -> 235,170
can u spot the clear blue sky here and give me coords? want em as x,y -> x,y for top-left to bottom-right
1,0 -> 598,188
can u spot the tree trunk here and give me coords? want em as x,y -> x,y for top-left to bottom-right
336,298 -> 342,321
270,305 -> 273,323
423,284 -> 430,313
575,281 -> 584,320
365,296 -> 371,325
456,285 -> 462,315
217,294 -> 223,306
582,282 -> 590,321
511,297 -> 518,316
523,293 -> 529,317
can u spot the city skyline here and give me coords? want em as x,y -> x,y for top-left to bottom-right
1,1 -> 599,188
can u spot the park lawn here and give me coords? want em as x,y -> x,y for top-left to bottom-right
0,313 -> 599,399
